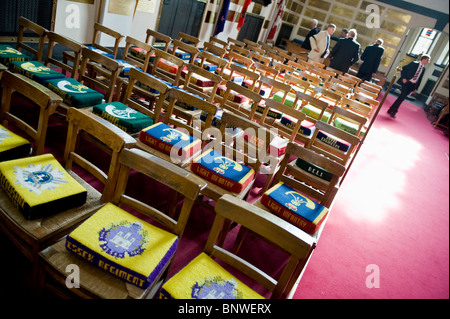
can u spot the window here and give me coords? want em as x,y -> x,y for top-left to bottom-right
410,28 -> 438,56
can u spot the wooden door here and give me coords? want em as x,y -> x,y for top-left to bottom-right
237,14 -> 264,43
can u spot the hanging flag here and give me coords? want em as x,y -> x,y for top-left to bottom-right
214,0 -> 231,36
237,0 -> 252,31
267,0 -> 286,40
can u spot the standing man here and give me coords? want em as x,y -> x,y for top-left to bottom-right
328,29 -> 360,73
308,24 -> 336,63
301,19 -> 319,51
387,54 -> 430,118
357,39 -> 385,81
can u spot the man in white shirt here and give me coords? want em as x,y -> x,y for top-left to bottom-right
308,24 -> 336,63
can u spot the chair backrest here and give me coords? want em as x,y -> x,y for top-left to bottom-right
313,86 -> 342,107
249,51 -> 271,65
218,80 -> 263,119
287,60 -> 308,73
227,37 -> 245,48
16,16 -> 48,62
324,81 -> 352,97
113,147 -> 205,237
341,97 -> 372,118
63,107 -> 136,202
79,47 -> 122,103
121,36 -> 153,73
283,74 -> 310,94
255,75 -> 291,101
252,61 -> 279,79
151,48 -> 185,86
0,71 -> 62,155
146,28 -> 172,51
45,31 -> 83,79
338,74 -> 359,87
91,22 -> 124,59
172,39 -> 199,64
326,66 -> 344,75
195,51 -> 228,76
297,70 -> 321,88
178,32 -> 200,47
329,105 -> 368,137
305,120 -> 361,166
353,86 -> 378,100
206,194 -> 316,298
228,63 -> 260,90
272,141 -> 346,208
351,92 -> 379,118
359,82 -> 381,96
202,42 -> 227,59
122,68 -> 171,123
209,36 -> 228,49
180,63 -> 223,103
227,51 -> 254,69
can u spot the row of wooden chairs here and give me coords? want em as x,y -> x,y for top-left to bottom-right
0,17 -> 382,299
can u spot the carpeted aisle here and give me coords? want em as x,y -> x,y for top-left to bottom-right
293,92 -> 449,299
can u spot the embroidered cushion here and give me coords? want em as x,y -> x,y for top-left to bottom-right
280,116 -> 316,137
0,153 -> 87,220
92,101 -> 154,133
242,81 -> 270,98
316,130 -> 351,152
174,49 -> 191,61
0,125 -> 31,162
9,61 -> 65,84
44,78 -> 104,108
130,46 -> 155,62
0,45 -> 30,66
159,252 -> 264,299
139,122 -> 202,161
66,202 -> 178,289
191,148 -> 255,193
333,117 -> 366,137
216,85 -> 249,104
116,59 -> 142,78
301,104 -> 331,122
295,158 -> 333,182
261,182 -> 328,234
217,68 -> 244,83
157,58 -> 182,75
273,91 -> 300,108
171,86 -> 205,111
194,58 -> 217,72
255,100 -> 283,119
181,70 -> 215,87
86,46 -> 114,58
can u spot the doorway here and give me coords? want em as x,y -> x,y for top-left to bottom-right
237,14 -> 264,43
157,0 -> 206,39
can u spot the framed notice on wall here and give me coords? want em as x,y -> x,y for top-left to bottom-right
108,0 -> 135,16
68,0 -> 95,4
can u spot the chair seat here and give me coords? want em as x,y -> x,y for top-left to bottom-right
191,148 -> 255,193
138,122 -> 202,161
92,101 -> 154,134
0,153 -> 87,220
9,61 -> 65,84
159,252 -> 264,299
261,182 -> 328,235
0,124 -> 31,162
44,77 -> 104,108
65,202 -> 178,289
0,45 -> 30,66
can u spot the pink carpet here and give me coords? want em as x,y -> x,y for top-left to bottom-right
292,93 -> 449,299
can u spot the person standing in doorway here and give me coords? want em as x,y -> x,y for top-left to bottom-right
357,39 -> 385,81
308,24 -> 336,63
387,54 -> 430,118
328,28 -> 360,73
301,19 -> 319,51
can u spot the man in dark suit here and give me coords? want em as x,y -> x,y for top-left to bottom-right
328,29 -> 360,73
387,54 -> 430,118
301,19 -> 319,51
357,39 -> 385,81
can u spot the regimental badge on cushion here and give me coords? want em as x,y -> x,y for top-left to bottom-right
255,100 -> 283,119
316,130 -> 351,152
0,45 -> 30,66
139,122 -> 202,161
44,78 -> 104,108
9,61 -> 65,84
191,148 -> 255,193
159,253 -> 264,299
295,158 -> 333,182
261,182 -> 328,234
0,125 -> 31,162
66,202 -> 178,289
92,101 -> 154,133
0,153 -> 87,220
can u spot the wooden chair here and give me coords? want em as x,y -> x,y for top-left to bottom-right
247,44 -> 266,56
359,81 -> 381,97
252,61 -> 279,80
326,66 -> 344,76
287,60 -> 309,73
313,86 -> 343,107
329,104 -> 368,139
45,31 -> 83,79
351,92 -> 380,119
297,70 -> 321,89
233,142 -> 346,297
187,110 -> 276,210
338,74 -> 359,87
341,97 -> 373,120
120,36 -> 154,74
217,80 -> 263,120
62,22 -> 124,74
0,107 -> 135,292
136,86 -> 218,168
150,48 -> 185,87
171,39 -> 199,64
202,41 -> 227,59
227,63 -> 260,91
249,51 -> 271,65
0,71 -> 62,157
38,147 -> 206,299
227,37 -> 245,48
91,68 -> 171,136
243,38 -> 259,48
0,16 -> 48,66
145,28 -> 172,52
309,67 -> 332,84
257,98 -> 307,192
194,50 -> 228,77
283,74 -> 311,95
353,86 -> 378,100
220,52 -> 254,83
305,120 -> 361,166
159,193 -> 317,299
228,44 -> 250,58
209,36 -> 228,49
178,32 -> 200,47
324,80 -> 352,97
